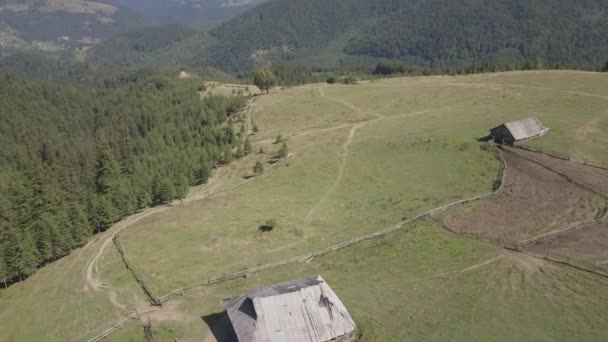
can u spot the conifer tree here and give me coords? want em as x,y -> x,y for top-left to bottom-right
67,203 -> 91,246
93,195 -> 117,232
0,249 -> 7,287
277,142 -> 289,159
4,228 -> 38,280
244,138 -> 253,155
253,161 -> 264,175
95,133 -> 122,196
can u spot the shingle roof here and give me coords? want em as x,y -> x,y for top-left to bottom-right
504,117 -> 548,141
224,276 -> 356,342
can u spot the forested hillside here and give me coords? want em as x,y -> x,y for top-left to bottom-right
88,0 -> 608,73
0,63 -> 246,285
86,26 -> 215,67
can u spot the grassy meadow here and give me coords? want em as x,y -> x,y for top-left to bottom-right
109,223 -> 608,342
1,71 -> 607,341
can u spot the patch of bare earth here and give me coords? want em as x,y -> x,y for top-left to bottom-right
139,299 -> 192,323
524,223 -> 608,267
500,250 -> 552,274
509,146 -> 608,194
442,149 -> 600,244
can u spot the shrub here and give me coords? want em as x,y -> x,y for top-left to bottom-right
253,160 -> 264,175
340,76 -> 358,85
259,219 -> 277,232
277,142 -> 288,159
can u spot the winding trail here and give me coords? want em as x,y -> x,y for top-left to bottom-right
304,124 -> 361,224
324,92 -> 384,119
365,81 -> 608,101
83,164 -> 231,311
423,254 -> 503,280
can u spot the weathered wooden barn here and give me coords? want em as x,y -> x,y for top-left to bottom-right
489,117 -> 549,145
224,276 -> 356,342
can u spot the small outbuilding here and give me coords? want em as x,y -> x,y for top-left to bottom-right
224,275 -> 356,342
489,117 -> 549,145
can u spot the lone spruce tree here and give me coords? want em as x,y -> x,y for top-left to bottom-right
277,142 -> 288,159
253,161 -> 264,175
253,68 -> 276,93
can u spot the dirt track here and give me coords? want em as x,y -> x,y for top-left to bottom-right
443,149 -> 602,244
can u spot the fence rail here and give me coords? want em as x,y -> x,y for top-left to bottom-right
517,219 -> 600,247
113,236 -> 161,306
505,147 -> 606,196
544,253 -> 608,278
85,312 -> 138,342
516,144 -> 608,171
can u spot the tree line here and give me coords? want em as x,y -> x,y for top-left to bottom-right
0,68 -> 247,286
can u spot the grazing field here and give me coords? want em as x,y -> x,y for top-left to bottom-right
110,223 -> 608,342
1,71 -> 608,341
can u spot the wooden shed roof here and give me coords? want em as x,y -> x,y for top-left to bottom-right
502,117 -> 549,141
224,275 -> 356,342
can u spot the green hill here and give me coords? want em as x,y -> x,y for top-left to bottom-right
88,0 -> 608,73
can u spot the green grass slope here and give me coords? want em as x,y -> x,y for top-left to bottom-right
1,71 -> 607,341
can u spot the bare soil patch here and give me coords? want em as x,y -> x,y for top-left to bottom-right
140,299 -> 191,323
509,147 -> 608,194
500,250 -> 552,274
524,223 -> 608,267
442,149 -> 600,244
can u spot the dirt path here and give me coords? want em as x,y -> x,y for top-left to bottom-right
442,82 -> 608,101
254,95 -> 295,114
423,254 -> 503,279
82,163 -> 232,311
326,94 -> 384,119
364,81 -> 608,100
83,206 -> 174,305
304,124 -> 361,224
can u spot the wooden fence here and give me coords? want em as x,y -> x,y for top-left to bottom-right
113,236 -> 161,306
516,219 -> 601,248
143,319 -> 157,342
515,144 -> 608,171
84,312 -> 138,342
543,253 -> 608,278
505,147 -> 606,196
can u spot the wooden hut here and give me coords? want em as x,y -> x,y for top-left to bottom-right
490,117 -> 549,145
224,276 -> 356,342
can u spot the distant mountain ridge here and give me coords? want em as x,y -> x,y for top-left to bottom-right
100,0 -> 268,28
0,0 -> 267,57
0,0 -> 147,56
89,0 -> 608,73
